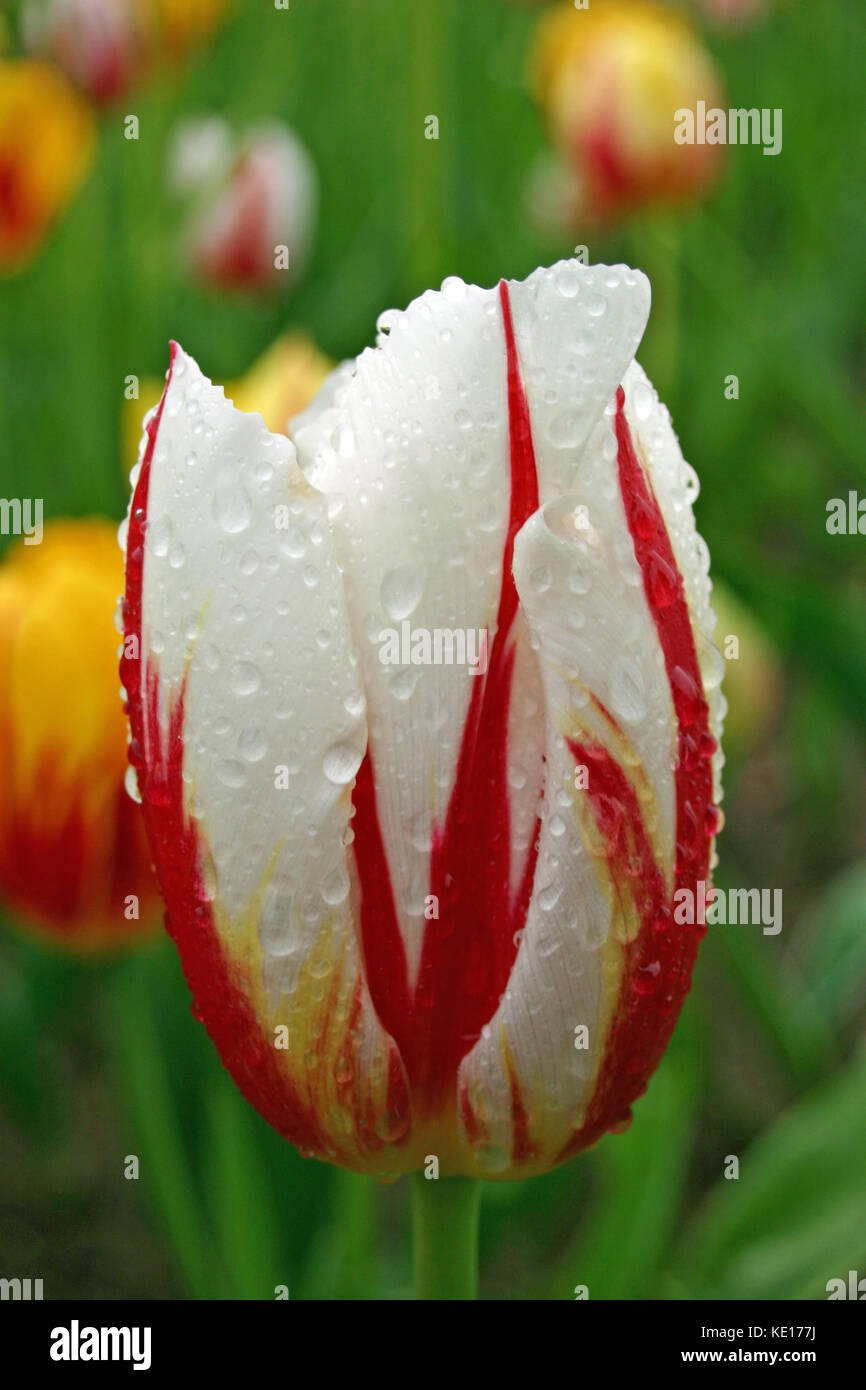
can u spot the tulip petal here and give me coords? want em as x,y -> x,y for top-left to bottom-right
458,364 -> 724,1173
291,261 -> 649,1122
121,345 -> 410,1172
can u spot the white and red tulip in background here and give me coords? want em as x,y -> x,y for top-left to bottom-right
120,258 -> 724,1178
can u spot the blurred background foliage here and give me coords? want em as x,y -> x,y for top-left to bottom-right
1,0 -> 865,1299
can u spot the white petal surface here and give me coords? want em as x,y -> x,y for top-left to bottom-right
291,260 -> 650,983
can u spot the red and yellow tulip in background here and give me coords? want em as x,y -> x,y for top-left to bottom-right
0,521 -> 159,949
532,0 -> 726,223
121,257 -> 725,1193
0,58 -> 94,273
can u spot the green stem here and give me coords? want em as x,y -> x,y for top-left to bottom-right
411,1175 -> 481,1300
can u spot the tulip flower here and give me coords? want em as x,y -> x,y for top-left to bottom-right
0,58 -> 95,273
532,0 -> 726,222
121,253 -> 724,1238
0,521 -> 159,948
22,0 -> 146,105
168,117 -> 317,293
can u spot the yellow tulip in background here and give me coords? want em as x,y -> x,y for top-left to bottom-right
0,58 -> 95,273
0,521 -> 159,949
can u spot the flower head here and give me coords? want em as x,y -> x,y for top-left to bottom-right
0,58 -> 95,274
0,521 -> 159,948
22,0 -> 147,105
122,259 -> 723,1176
168,117 -> 318,294
532,0 -> 726,221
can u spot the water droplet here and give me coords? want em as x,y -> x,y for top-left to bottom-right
200,850 -> 218,902
632,494 -> 657,540
547,409 -> 583,449
148,515 -> 172,558
381,566 -> 423,620
672,666 -> 704,728
647,550 -> 678,609
230,661 -> 261,696
238,724 -> 267,762
216,759 -> 246,789
335,1056 -> 354,1084
632,380 -> 655,422
632,960 -> 661,996
610,657 -> 648,724
280,526 -> 307,560
322,742 -> 364,785
124,764 -> 142,804
321,866 -> 350,905
213,470 -> 252,533
538,882 -> 562,912
408,811 -> 435,852
529,564 -> 553,594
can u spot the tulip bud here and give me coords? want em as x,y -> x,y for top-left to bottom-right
0,521 -> 159,949
168,118 -> 318,293
22,0 -> 146,106
122,258 -> 724,1177
532,0 -> 726,221
0,59 -> 95,274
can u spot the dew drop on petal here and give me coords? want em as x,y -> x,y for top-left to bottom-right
381,566 -> 424,620
322,742 -> 364,785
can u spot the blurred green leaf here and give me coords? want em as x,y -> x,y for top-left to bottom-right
793,861 -> 866,1029
545,1020 -> 702,1300
673,1046 -> 866,1299
709,915 -> 838,1090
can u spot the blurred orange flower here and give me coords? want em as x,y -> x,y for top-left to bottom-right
124,332 -> 333,476
145,0 -> 232,58
532,0 -> 726,222
0,521 -> 159,950
0,59 -> 95,273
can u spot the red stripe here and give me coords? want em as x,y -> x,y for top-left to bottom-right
559,387 -> 717,1158
353,280 -> 542,1116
